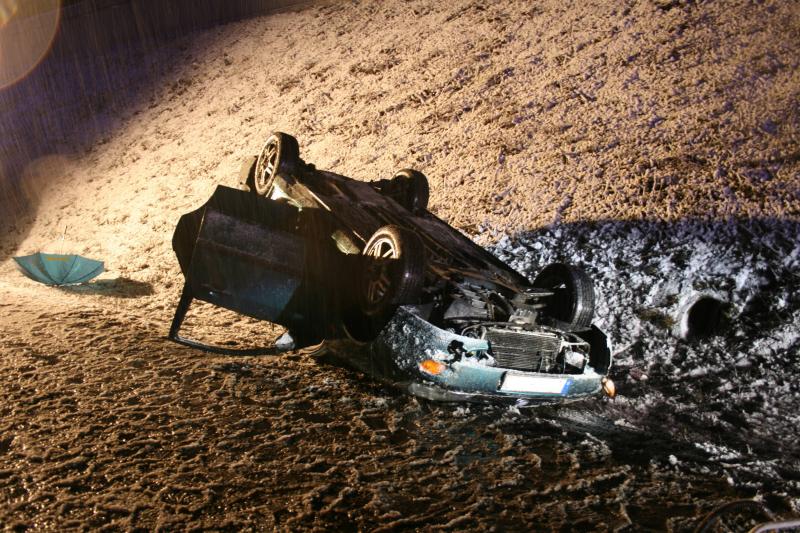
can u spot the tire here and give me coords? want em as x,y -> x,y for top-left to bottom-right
532,263 -> 595,329
240,156 -> 257,192
360,225 -> 426,316
253,132 -> 300,197
388,169 -> 430,213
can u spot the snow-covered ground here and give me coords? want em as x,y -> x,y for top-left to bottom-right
492,218 -> 800,497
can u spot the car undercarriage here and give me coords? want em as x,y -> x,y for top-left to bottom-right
169,132 -> 614,403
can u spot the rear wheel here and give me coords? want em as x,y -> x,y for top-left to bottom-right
253,132 -> 300,197
385,169 -> 430,213
360,225 -> 426,316
532,263 -> 595,329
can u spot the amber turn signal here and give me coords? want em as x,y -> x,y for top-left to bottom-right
602,377 -> 616,399
419,359 -> 446,375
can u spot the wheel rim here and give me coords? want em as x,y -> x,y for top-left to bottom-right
364,237 -> 398,306
254,137 -> 279,196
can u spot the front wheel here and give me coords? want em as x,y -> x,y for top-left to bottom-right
532,263 -> 595,329
360,225 -> 426,316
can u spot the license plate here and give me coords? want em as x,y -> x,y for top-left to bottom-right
500,374 -> 570,395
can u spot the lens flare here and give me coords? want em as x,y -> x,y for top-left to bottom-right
0,0 -> 60,89
0,0 -> 19,27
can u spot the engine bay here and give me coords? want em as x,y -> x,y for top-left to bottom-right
414,280 -> 595,376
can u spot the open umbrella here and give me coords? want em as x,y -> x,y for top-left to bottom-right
13,252 -> 104,286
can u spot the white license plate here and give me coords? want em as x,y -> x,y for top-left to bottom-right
500,374 -> 570,394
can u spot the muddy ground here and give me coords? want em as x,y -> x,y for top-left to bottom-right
1,0 -> 799,530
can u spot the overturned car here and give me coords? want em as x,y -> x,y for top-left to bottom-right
170,132 -> 614,403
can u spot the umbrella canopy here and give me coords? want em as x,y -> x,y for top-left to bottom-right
13,252 -> 104,286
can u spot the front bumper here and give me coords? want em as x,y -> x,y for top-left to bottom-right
368,306 -> 610,403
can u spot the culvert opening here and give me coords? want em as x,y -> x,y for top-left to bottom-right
685,296 -> 728,338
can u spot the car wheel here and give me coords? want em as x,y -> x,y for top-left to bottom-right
253,132 -> 300,197
360,225 -> 425,316
532,263 -> 595,329
388,169 -> 430,213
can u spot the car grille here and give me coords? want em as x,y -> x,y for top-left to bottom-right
485,328 -> 562,372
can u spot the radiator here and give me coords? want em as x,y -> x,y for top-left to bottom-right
485,328 -> 562,372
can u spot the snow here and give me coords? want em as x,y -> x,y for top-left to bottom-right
491,217 -> 800,496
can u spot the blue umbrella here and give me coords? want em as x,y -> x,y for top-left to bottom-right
13,252 -> 104,286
